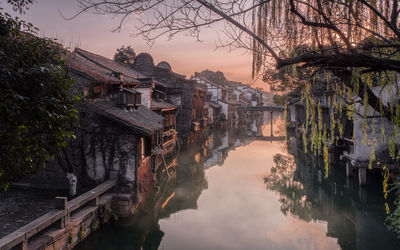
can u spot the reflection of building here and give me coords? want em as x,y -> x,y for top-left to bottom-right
76,115 -> 285,250
265,137 -> 400,250
204,133 -> 223,169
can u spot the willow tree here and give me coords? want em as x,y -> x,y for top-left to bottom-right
72,0 -> 399,112
72,0 -> 400,231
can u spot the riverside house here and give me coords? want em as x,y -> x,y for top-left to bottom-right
131,53 -> 208,139
66,48 -> 170,197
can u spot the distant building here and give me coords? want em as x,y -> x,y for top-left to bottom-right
132,53 -> 207,138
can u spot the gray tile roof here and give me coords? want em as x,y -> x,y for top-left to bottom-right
88,100 -> 164,135
150,100 -> 176,111
67,50 -> 140,84
74,48 -> 145,81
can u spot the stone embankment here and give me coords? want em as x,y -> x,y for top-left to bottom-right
0,180 -> 121,250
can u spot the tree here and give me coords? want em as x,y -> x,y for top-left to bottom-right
194,70 -> 228,84
194,69 -> 244,87
114,45 -> 136,64
0,4 -> 79,190
72,0 -> 399,117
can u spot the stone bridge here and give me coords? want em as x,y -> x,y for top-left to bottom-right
236,106 -> 284,112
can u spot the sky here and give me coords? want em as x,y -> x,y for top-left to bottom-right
1,0 -> 268,90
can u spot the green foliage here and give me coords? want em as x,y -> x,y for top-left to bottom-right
386,179 -> 400,235
91,219 -> 100,231
264,151 -> 313,221
113,45 -> 136,64
0,10 -> 79,190
193,69 -> 243,87
194,69 -> 227,85
272,94 -> 286,105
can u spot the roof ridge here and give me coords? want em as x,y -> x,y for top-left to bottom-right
75,48 -> 145,80
75,48 -> 120,74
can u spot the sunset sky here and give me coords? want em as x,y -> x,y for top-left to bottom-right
2,0 -> 268,90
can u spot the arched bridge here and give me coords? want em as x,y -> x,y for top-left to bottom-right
237,106 -> 284,112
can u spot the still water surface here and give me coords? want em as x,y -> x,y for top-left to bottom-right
78,115 -> 400,250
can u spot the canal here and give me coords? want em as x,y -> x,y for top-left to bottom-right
77,113 -> 400,250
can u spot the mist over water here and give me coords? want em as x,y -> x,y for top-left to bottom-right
77,114 -> 400,250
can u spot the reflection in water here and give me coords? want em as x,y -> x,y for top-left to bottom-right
265,136 -> 400,250
77,113 -> 400,250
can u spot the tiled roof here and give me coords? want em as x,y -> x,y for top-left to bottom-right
74,48 -> 145,82
67,51 -> 139,83
150,100 -> 176,111
87,100 -> 163,135
68,52 -> 127,84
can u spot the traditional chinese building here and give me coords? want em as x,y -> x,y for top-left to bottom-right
132,53 -> 207,138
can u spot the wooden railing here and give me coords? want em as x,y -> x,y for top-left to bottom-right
0,180 -> 116,250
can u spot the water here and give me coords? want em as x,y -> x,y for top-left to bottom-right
77,114 -> 400,250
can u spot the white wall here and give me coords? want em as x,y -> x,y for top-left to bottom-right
136,87 -> 152,109
208,106 -> 214,123
218,101 -> 229,117
351,82 -> 400,161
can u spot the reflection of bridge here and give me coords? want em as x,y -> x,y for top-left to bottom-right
238,136 -> 285,141
237,106 -> 284,112
252,136 -> 285,141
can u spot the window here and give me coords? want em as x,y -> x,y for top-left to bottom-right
93,86 -> 101,94
135,93 -> 142,106
126,92 -> 134,106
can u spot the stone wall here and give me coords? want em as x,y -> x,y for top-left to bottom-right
17,110 -> 140,195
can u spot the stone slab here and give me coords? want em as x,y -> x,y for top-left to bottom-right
70,206 -> 97,224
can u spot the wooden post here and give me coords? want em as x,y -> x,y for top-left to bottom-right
162,153 -> 170,177
270,111 -> 273,137
55,197 -> 68,229
55,197 -> 67,210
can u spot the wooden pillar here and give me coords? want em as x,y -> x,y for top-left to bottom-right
358,167 -> 367,186
346,162 -> 353,178
270,111 -> 273,137
55,197 -> 67,210
55,197 -> 68,228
